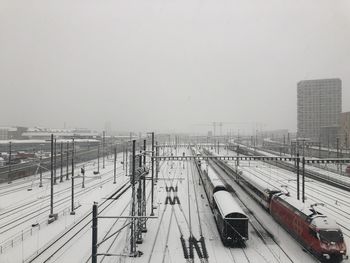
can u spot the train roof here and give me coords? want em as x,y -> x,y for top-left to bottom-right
274,195 -> 340,229
213,191 -> 247,219
207,168 -> 226,189
238,169 -> 281,194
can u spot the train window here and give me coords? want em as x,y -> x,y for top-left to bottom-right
318,230 -> 344,243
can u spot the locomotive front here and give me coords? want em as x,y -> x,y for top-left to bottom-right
310,216 -> 348,262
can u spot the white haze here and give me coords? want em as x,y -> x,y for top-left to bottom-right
0,0 -> 349,134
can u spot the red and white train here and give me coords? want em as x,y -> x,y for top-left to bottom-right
236,168 -> 348,262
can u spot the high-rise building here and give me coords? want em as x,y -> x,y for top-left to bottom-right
340,112 -> 350,148
297,78 -> 342,146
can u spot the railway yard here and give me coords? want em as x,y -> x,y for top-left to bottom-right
0,143 -> 349,263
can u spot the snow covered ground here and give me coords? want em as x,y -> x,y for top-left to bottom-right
236,144 -> 350,187
0,154 -> 127,262
1,146 -> 348,262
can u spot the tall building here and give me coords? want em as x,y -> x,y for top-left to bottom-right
297,78 -> 341,146
340,112 -> 350,148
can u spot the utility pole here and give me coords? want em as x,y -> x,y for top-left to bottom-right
302,156 -> 305,203
8,141 -> 12,183
123,144 -> 125,170
97,143 -> 100,174
82,165 -> 85,188
126,143 -> 128,176
130,140 -> 136,256
113,147 -> 117,184
50,134 -> 54,216
156,141 -> 159,182
39,154 -> 43,187
136,149 -> 143,244
70,138 -> 75,215
337,137 -> 340,172
54,138 -> 57,185
141,139 -> 147,232
151,132 -> 155,216
102,131 -> 105,169
297,153 -> 300,201
66,142 -> 69,180
92,202 -> 98,263
60,142 -> 63,182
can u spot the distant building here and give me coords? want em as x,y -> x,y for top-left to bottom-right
104,121 -> 112,136
340,112 -> 350,148
0,128 -> 9,140
297,78 -> 341,146
22,127 -> 99,140
0,127 -> 27,140
0,157 -> 5,167
259,129 -> 290,142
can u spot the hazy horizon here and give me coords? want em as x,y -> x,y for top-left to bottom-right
1,0 -> 349,134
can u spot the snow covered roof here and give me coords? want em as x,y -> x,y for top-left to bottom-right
207,169 -> 226,189
239,170 -> 281,193
0,139 -> 99,144
213,191 -> 247,218
311,216 -> 339,230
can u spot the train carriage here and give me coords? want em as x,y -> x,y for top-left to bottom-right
202,168 -> 227,207
235,169 -> 281,209
213,191 -> 249,246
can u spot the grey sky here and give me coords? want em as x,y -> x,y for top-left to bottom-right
1,0 -> 349,134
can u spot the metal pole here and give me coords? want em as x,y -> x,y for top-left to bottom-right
39,154 -> 43,187
70,139 -> 75,215
123,144 -> 125,170
302,157 -> 305,203
82,165 -> 85,188
8,141 -> 12,183
103,131 -> 105,169
50,134 -> 54,216
113,147 -> 117,184
92,202 -> 98,263
136,149 -> 143,244
126,143 -> 128,176
130,140 -> 136,256
297,153 -> 300,201
337,137 -> 339,172
66,142 -> 69,180
54,138 -> 57,185
60,142 -> 63,182
97,143 -> 100,174
142,139 -> 147,232
151,132 -> 155,216
156,141 -> 159,182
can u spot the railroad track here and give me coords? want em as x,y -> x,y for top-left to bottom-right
0,159 -> 106,198
237,146 -> 350,192
0,168 -> 122,236
0,167 -> 114,219
24,181 -> 131,263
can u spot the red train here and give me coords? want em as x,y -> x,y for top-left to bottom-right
270,194 -> 347,262
236,169 -> 348,262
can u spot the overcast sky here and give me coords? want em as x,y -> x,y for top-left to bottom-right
1,0 -> 349,134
